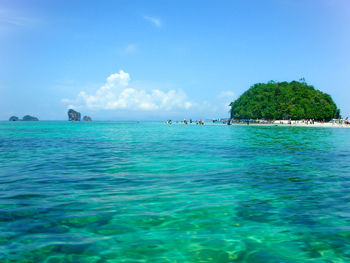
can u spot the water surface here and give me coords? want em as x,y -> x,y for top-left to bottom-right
1,122 -> 350,262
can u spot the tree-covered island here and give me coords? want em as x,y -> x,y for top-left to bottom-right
230,81 -> 340,121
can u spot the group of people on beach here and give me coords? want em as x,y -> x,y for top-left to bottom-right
165,118 -> 350,127
166,119 -> 204,125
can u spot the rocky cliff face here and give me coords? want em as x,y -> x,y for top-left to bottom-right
22,115 -> 39,121
83,116 -> 92,121
68,109 -> 81,121
9,116 -> 19,121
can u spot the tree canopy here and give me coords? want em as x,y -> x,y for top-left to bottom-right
22,115 -> 39,121
230,81 -> 340,120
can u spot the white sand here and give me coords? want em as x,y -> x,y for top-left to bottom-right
166,120 -> 350,128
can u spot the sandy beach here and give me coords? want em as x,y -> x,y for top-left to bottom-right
248,122 -> 350,128
168,121 -> 350,128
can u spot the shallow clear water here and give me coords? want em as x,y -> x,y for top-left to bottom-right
1,121 -> 350,262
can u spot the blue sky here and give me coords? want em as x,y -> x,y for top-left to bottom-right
0,0 -> 349,120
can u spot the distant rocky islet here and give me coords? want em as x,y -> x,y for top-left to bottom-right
8,110 -> 92,122
68,109 -> 92,121
9,116 -> 20,121
22,115 -> 39,121
83,116 -> 92,121
68,109 -> 81,121
9,115 -> 39,121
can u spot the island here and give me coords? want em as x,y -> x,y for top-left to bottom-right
83,116 -> 92,121
9,116 -> 19,121
230,80 -> 340,121
22,115 -> 39,121
68,109 -> 81,121
8,115 -> 39,121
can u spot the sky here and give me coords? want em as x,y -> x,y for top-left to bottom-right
0,0 -> 349,120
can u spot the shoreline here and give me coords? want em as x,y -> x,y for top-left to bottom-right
168,122 -> 350,128
3,120 -> 350,128
236,123 -> 350,128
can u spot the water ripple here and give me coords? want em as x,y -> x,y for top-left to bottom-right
1,122 -> 350,262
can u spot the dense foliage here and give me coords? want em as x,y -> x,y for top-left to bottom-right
230,81 -> 340,120
22,115 -> 39,121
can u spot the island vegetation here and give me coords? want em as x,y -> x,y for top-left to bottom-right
230,80 -> 340,121
9,115 -> 38,121
22,115 -> 39,121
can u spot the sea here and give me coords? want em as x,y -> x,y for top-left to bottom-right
1,121 -> 350,262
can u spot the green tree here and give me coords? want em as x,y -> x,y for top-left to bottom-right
230,81 -> 340,121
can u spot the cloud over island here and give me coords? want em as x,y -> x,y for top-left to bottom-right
62,70 -> 192,111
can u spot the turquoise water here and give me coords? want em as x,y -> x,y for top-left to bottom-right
1,122 -> 350,262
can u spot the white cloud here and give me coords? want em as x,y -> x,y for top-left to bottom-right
63,70 -> 192,111
217,91 -> 236,113
123,44 -> 138,54
0,8 -> 38,32
218,91 -> 235,100
143,16 -> 162,27
61,98 -> 70,103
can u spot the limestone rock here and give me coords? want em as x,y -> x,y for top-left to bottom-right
68,109 -> 81,121
83,116 -> 92,121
